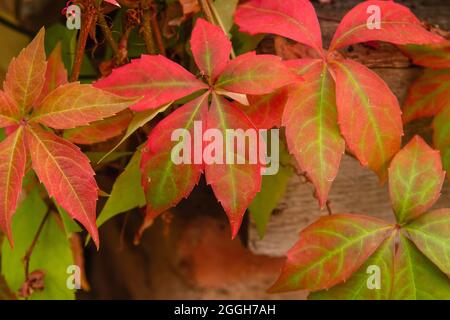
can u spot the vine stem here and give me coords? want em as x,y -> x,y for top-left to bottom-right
199,0 -> 215,25
97,10 -> 120,61
141,0 -> 156,54
151,9 -> 166,56
23,211 -> 50,279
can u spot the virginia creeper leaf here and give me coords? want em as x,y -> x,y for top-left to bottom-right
1,189 -> 75,300
35,42 -> 68,107
392,235 -> 450,299
97,151 -> 146,228
402,69 -> 450,123
0,127 -> 27,245
309,233 -> 396,300
433,106 -> 450,179
3,28 -> 46,115
330,59 -> 403,179
190,18 -> 231,82
269,214 -> 394,292
215,52 -> 299,95
240,87 -> 289,129
234,0 -> 323,53
388,136 -> 445,223
0,91 -> 20,128
30,82 -> 138,129
404,209 -> 450,275
204,93 -> 262,238
283,60 -> 344,207
25,126 -> 99,248
140,93 -> 208,227
94,55 -> 208,111
400,42 -> 450,69
211,0 -> 239,33
63,110 -> 133,145
330,1 -> 445,51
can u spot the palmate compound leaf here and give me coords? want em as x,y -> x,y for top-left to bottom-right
400,42 -> 450,69
392,235 -> 450,299
329,1 -> 445,51
234,0 -> 323,53
94,54 -> 209,111
433,106 -> 450,179
388,136 -> 445,223
204,93 -> 262,238
25,126 -> 99,248
3,28 -> 46,115
330,59 -> 403,180
283,60 -> 344,208
0,127 -> 27,245
140,93 -> 209,231
190,18 -> 232,83
404,209 -> 450,276
1,188 -> 75,300
215,52 -> 300,95
402,69 -> 450,124
30,82 -> 139,129
269,214 -> 394,292
63,110 -> 133,145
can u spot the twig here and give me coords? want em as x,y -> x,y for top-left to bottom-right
151,9 -> 166,56
23,211 -> 50,278
141,0 -> 156,54
97,10 -> 120,61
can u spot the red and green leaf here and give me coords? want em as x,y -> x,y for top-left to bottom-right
234,0 -> 323,53
433,106 -> 450,179
140,93 -> 208,229
330,59 -> 403,179
190,18 -> 231,82
239,87 -> 288,129
25,126 -> 99,247
3,28 -> 46,115
0,91 -> 20,128
393,235 -> 450,299
388,136 -> 445,224
269,214 -> 394,292
283,60 -> 344,207
404,209 -> 450,275
400,42 -> 450,69
0,127 -> 27,245
330,1 -> 444,51
64,110 -> 133,145
204,93 -> 262,238
215,52 -> 300,95
95,55 -> 208,111
402,69 -> 450,123
30,82 -> 138,129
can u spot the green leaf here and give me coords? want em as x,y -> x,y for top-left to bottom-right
309,234 -> 395,300
392,235 -> 450,299
433,106 -> 450,180
249,142 -> 293,238
404,209 -> 450,275
85,151 -> 132,165
97,103 -> 172,164
1,188 -> 75,300
96,151 -> 146,228
55,204 -> 82,235
212,0 -> 239,34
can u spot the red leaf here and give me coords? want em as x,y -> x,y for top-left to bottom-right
235,0 -> 323,54
0,127 -> 27,245
30,82 -> 138,129
0,91 -> 20,128
215,52 -> 299,95
204,93 -> 262,238
25,126 -> 99,247
400,42 -> 450,69
330,59 -> 403,179
402,69 -> 450,124
140,93 -> 209,228
64,110 -> 133,145
35,42 -> 68,107
388,136 -> 445,223
269,214 -> 394,292
3,28 -> 46,115
283,60 -> 344,207
190,18 -> 231,83
239,87 -> 289,129
330,1 -> 445,51
95,55 -> 208,111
